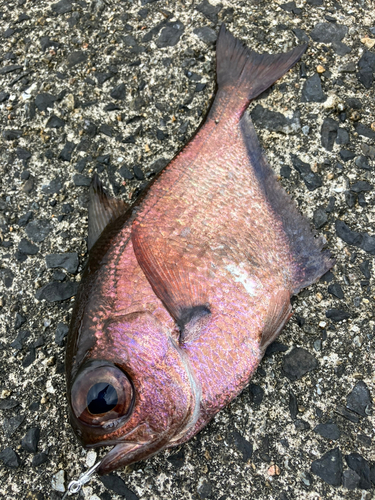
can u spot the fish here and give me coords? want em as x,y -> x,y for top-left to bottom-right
66,24 -> 334,475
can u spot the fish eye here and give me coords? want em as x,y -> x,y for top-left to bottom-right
70,362 -> 134,426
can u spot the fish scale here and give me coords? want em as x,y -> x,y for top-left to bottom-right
66,25 -> 334,475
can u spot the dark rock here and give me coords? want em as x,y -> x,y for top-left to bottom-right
40,36 -> 60,52
25,220 -> 52,243
96,72 -> 115,85
67,51 -> 87,67
55,322 -> 69,346
32,452 -> 48,467
10,330 -> 30,350
355,123 -> 375,140
0,91 -> 10,102
133,165 -> 145,180
0,65 -> 23,75
342,469 -> 360,490
290,155 -> 322,190
361,233 -> 375,254
195,83 -> 206,92
196,0 -> 222,23
336,128 -> 349,145
282,347 -> 318,381
357,434 -> 372,448
51,0 -> 72,14
249,384 -> 264,406
35,93 -> 56,112
167,449 -> 185,468
335,405 -> 359,423
335,220 -> 362,247
193,26 -> 217,44
350,181 -> 372,193
21,427 -> 40,453
313,207 -> 327,229
46,115 -> 65,128
311,448 -> 343,486
36,281 -> 79,302
73,174 -> 91,186
289,390 -> 298,419
197,480 -> 212,499
345,453 -> 372,489
293,28 -> 309,43
3,415 -> 25,437
281,1 -> 296,12
59,141 -> 76,162
22,347 -> 35,368
326,309 -> 350,322
156,129 -> 166,140
231,430 -> 253,461
310,22 -> 348,43
130,96 -> 145,111
265,341 -> 288,356
355,155 -> 371,170
251,104 -> 300,134
119,166 -> 134,180
301,74 -> 326,102
346,381 -> 372,417
1,268 -> 14,288
46,253 -> 79,273
99,474 -> 139,499
0,448 -> 21,468
75,157 -> 90,173
328,283 -> 344,299
18,238 -> 38,255
332,42 -> 351,56
359,260 -> 371,279
16,148 -> 31,161
280,165 -> 291,178
0,399 -> 19,410
314,422 -> 340,440
3,129 -> 22,140
357,50 -> 375,89
321,118 -> 338,151
110,83 -> 126,100
156,21 -> 184,48
99,124 -> 113,137
339,149 -> 355,162
42,178 -> 62,195
14,313 -> 26,330
294,419 -> 310,430
104,103 -> 121,112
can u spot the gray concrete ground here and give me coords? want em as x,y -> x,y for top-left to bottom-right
0,0 -> 374,499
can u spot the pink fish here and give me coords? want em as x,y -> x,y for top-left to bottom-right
66,25 -> 334,475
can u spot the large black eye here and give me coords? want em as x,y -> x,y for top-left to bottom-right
70,362 -> 134,426
87,383 -> 118,414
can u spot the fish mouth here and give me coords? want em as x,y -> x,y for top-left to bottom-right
98,441 -> 142,475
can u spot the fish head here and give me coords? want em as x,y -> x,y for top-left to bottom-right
67,311 -> 200,474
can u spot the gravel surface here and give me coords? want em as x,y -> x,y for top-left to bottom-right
0,0 -> 374,499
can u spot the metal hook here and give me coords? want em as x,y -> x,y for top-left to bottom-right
61,461 -> 102,499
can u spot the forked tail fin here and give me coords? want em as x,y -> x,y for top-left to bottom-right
215,24 -> 307,117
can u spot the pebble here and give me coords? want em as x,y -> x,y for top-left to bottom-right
59,141 -> 76,162
314,422 -> 340,440
282,347 -> 318,381
301,74 -> 326,102
357,51 -> 375,89
73,173 -> 91,186
51,469 -> 65,493
36,281 -> 79,302
231,429 -> 253,461
251,104 -> 300,134
167,449 -> 185,468
196,0 -> 222,24
35,93 -> 56,112
313,207 -> 327,229
359,260 -> 371,279
310,22 -> 348,44
290,155 -> 322,190
345,453 -> 372,490
321,117 -> 338,151
42,178 -> 62,195
67,51 -> 87,67
21,427 -> 40,453
326,309 -> 350,322
346,381 -> 372,417
156,21 -> 185,48
18,238 -> 39,256
193,26 -> 217,44
3,414 -> 25,437
46,253 -> 79,274
327,283 -> 344,299
46,115 -> 65,128
22,347 -> 36,368
99,474 -> 139,499
25,219 -> 52,243
32,452 -> 48,467
289,390 -> 298,419
342,469 -> 360,490
249,383 -> 264,406
0,447 -> 21,468
311,448 -> 343,486
51,0 -> 72,15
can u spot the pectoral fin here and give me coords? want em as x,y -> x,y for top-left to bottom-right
260,290 -> 292,354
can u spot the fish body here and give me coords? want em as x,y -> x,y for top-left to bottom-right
66,25 -> 334,474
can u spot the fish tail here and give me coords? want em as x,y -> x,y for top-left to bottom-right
215,24 -> 307,117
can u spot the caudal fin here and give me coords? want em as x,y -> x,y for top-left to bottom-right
216,24 -> 307,116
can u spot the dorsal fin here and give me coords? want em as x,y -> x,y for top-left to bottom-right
88,174 -> 128,251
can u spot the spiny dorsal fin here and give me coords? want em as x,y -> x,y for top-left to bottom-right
88,174 -> 128,251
